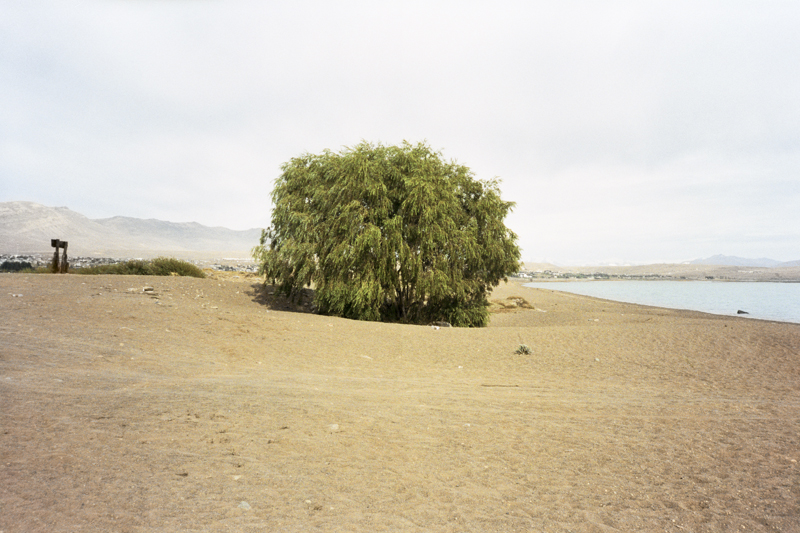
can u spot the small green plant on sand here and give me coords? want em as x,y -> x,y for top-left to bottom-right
515,343 -> 532,355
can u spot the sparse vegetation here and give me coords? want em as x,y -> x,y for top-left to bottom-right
493,296 -> 533,310
74,257 -> 205,278
515,344 -> 532,355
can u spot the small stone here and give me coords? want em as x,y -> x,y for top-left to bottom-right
238,501 -> 251,510
328,424 -> 340,433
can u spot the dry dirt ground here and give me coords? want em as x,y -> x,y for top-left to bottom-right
1,273 -> 799,532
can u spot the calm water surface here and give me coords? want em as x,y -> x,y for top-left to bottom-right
523,281 -> 800,324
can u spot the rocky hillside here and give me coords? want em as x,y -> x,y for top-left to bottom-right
0,202 -> 262,257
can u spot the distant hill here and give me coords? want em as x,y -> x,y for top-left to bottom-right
689,254 -> 799,268
0,201 -> 262,256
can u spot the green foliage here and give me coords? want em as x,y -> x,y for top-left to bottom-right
74,257 -> 205,278
75,260 -> 148,275
252,141 -> 521,327
515,343 -> 532,355
148,257 -> 207,277
0,261 -> 34,272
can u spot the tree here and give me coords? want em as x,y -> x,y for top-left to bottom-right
252,141 -> 521,327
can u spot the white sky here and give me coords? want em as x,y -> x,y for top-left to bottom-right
2,1 -> 799,264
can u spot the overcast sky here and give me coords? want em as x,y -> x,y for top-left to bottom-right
2,1 -> 799,264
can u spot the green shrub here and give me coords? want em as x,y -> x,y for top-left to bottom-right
149,257 -> 206,278
0,261 -> 34,272
113,260 -> 153,276
74,258 -> 205,278
514,343 -> 532,355
74,261 -> 147,275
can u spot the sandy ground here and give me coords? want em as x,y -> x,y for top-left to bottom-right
1,272 -> 799,532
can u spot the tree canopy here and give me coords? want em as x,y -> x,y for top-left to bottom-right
252,141 -> 521,327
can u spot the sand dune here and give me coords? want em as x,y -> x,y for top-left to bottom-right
1,273 -> 798,532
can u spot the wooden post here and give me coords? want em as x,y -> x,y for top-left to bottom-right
60,241 -> 69,273
50,239 -> 69,273
51,239 -> 61,273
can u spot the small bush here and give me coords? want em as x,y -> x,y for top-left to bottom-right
113,260 -> 152,276
514,343 -> 532,355
149,257 -> 206,278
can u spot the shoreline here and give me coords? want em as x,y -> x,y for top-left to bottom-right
518,262 -> 800,283
519,279 -> 800,326
523,285 -> 800,327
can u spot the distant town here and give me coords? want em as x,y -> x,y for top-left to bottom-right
514,269 -> 675,280
512,264 -> 800,283
0,254 -> 259,273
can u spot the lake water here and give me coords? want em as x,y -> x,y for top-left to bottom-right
523,280 -> 800,324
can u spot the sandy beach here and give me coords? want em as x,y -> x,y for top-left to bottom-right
1,273 -> 799,532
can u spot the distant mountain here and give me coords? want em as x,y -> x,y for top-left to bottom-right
0,201 -> 262,256
688,254 -> 798,268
